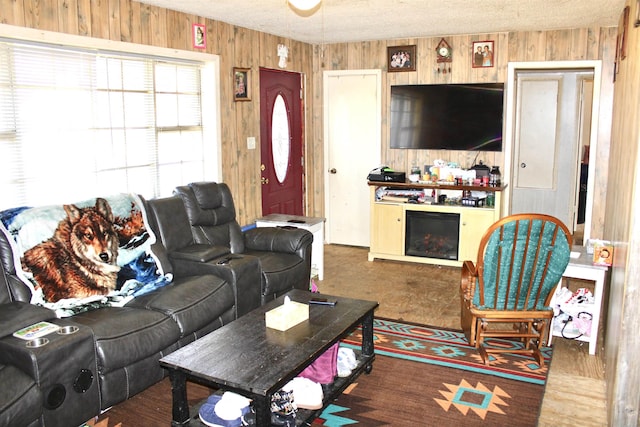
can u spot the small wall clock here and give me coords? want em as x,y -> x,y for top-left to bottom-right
436,38 -> 452,74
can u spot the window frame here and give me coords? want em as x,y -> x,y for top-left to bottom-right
0,23 -> 222,207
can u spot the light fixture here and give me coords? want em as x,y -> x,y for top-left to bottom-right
288,0 -> 322,16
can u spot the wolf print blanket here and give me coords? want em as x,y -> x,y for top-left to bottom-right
0,194 -> 171,317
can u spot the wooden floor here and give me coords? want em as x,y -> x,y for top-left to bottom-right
318,244 -> 607,427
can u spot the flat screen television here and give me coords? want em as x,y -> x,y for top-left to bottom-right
390,83 -> 504,151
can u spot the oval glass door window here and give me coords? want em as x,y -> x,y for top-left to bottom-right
271,94 -> 290,184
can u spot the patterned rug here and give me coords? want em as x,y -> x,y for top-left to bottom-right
312,318 -> 551,426
87,318 -> 551,426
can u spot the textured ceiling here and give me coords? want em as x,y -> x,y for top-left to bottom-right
137,0 -> 624,44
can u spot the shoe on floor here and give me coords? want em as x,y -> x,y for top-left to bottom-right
199,391 -> 251,427
282,377 -> 324,410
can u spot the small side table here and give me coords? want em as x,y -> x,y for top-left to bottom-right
255,214 -> 325,280
549,245 -> 608,355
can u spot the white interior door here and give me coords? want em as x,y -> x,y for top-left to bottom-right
324,70 -> 381,246
510,70 -> 591,231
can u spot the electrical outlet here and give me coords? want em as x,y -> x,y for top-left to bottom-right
247,136 -> 256,149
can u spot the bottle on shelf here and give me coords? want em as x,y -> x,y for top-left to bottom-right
490,166 -> 501,187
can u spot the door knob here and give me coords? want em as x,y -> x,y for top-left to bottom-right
261,177 -> 269,184
329,168 -> 337,174
521,163 -> 527,168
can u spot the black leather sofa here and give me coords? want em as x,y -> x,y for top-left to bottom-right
0,185 -> 313,427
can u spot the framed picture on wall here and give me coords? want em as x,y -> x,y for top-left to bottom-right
472,41 -> 494,68
192,24 -> 206,49
387,45 -> 416,72
233,68 -> 250,101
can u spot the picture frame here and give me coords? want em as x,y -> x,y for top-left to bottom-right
233,68 -> 250,101
387,45 -> 416,72
192,24 -> 206,49
472,41 -> 494,68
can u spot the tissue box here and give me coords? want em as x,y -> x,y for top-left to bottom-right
265,301 -> 309,331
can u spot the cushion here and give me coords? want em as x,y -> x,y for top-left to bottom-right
126,274 -> 235,338
475,218 -> 570,310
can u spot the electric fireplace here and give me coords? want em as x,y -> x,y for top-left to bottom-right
405,211 -> 460,260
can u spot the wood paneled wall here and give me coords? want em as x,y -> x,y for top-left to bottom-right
0,0 -> 615,239
313,29 -> 616,240
603,0 -> 640,424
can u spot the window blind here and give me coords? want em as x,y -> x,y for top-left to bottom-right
0,39 -> 210,210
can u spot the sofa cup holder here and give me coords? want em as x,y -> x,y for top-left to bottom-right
57,325 -> 79,335
26,337 -> 49,348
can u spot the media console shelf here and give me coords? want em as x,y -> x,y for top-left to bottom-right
368,181 -> 505,267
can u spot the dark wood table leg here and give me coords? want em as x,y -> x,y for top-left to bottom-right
253,395 -> 271,427
361,310 -> 375,373
168,369 -> 190,426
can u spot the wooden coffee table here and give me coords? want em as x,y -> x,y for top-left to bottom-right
159,289 -> 378,426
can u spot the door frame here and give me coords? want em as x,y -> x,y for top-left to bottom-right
322,69 -> 382,244
504,60 -> 602,243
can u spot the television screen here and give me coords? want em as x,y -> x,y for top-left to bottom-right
390,83 -> 504,151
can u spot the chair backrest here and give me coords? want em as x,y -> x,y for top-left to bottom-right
473,213 -> 572,311
144,195 -> 195,253
174,182 -> 246,253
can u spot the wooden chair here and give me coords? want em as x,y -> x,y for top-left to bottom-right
460,213 -> 572,366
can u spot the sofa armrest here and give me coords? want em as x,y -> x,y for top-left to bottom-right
244,227 -> 313,256
0,302 -> 56,340
169,255 -> 261,317
169,244 -> 230,263
460,260 -> 478,306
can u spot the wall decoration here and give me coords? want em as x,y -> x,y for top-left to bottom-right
277,44 -> 289,68
192,24 -> 206,49
233,68 -> 250,101
472,41 -> 494,68
435,38 -> 452,74
387,45 -> 416,72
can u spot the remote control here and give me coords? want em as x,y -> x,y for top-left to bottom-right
309,297 -> 337,306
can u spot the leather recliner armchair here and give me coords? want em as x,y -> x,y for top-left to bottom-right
173,182 -> 314,304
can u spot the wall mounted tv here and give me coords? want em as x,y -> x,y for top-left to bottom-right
390,83 -> 504,151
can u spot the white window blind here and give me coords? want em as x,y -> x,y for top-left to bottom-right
0,39 -> 213,209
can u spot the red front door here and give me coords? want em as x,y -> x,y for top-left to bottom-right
259,68 -> 304,216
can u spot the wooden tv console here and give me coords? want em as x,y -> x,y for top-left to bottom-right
368,181 -> 505,267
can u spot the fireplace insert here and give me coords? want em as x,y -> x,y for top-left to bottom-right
405,211 -> 459,260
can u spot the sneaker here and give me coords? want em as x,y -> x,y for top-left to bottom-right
270,390 -> 296,416
270,411 -> 296,427
199,392 -> 251,427
282,377 -> 324,410
565,288 -> 593,304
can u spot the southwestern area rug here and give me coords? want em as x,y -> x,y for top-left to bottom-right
88,318 -> 551,427
312,318 -> 551,427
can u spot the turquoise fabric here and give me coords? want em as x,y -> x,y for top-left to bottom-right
472,218 -> 570,311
